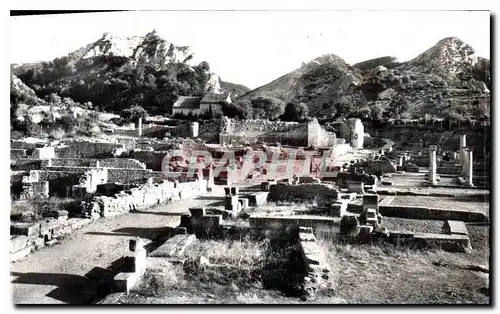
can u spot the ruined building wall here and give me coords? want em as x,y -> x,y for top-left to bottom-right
307,118 -> 337,147
219,117 -> 310,146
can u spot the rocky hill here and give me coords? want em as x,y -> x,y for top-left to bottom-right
236,37 -> 490,121
11,30 -> 243,115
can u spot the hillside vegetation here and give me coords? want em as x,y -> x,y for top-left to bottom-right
235,37 -> 490,121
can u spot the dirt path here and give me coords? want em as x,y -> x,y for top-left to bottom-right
10,186 -> 226,304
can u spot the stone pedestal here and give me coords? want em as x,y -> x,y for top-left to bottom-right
459,133 -> 466,169
137,116 -> 142,137
465,149 -> 474,187
428,146 -> 437,185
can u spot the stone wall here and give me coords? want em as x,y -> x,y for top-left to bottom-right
55,140 -> 124,158
220,118 -> 309,146
307,119 -> 337,147
12,159 -> 42,171
48,158 -> 146,169
88,179 -> 207,217
269,183 -> 340,205
107,168 -> 163,184
298,227 -> 334,300
11,149 -> 27,160
10,140 -> 43,151
128,150 -> 169,171
362,160 -> 397,174
339,118 -> 364,149
29,169 -> 88,197
198,119 -> 221,142
249,215 -> 339,235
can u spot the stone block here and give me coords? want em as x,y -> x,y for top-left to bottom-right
347,182 -> 364,193
299,232 -> 316,242
180,214 -> 192,227
212,208 -> 236,219
129,237 -> 147,252
33,237 -> 45,250
299,226 -> 314,234
224,186 -> 232,196
114,272 -> 139,293
248,192 -> 268,207
11,222 -> 40,239
175,226 -> 188,235
32,147 -> 55,159
444,220 -> 468,235
261,181 -> 271,191
224,195 -> 239,212
202,214 -> 223,230
238,198 -> 249,210
330,201 -> 348,217
363,194 -> 379,213
189,207 -> 206,218
231,186 -> 240,195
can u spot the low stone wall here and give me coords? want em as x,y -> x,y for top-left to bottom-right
388,231 -> 472,253
88,179 -> 207,217
13,158 -> 146,171
363,160 -> 397,174
437,162 -> 462,175
249,215 -> 340,235
12,159 -> 42,171
107,168 -> 163,184
11,149 -> 27,160
55,140 -> 124,158
47,158 -> 146,169
10,140 -> 42,151
28,170 -> 88,197
10,217 -> 93,262
128,150 -> 169,171
297,227 -> 334,300
347,203 -> 488,223
336,172 -> 378,187
269,183 -> 340,205
379,205 -> 488,222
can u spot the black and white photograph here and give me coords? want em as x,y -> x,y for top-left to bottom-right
8,7 -> 492,305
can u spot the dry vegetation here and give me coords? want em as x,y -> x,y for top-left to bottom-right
11,197 -> 79,221
317,225 -> 489,304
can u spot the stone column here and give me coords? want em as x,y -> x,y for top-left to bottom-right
428,145 -> 437,185
466,149 -> 474,187
137,116 -> 143,137
398,156 -> 403,167
190,122 -> 199,138
459,133 -> 466,169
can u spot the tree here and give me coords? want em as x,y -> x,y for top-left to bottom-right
370,104 -> 383,121
281,102 -> 309,122
250,96 -> 285,120
388,96 -> 409,119
121,105 -> 148,123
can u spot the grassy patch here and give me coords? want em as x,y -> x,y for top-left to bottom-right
317,226 -> 490,304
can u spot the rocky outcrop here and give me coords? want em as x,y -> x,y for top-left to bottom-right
235,37 -> 490,120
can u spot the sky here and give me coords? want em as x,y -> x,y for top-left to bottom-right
9,10 -> 490,89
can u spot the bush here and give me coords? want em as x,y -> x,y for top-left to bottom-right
121,105 -> 148,123
250,96 -> 285,120
281,102 -> 309,122
49,128 -> 65,139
